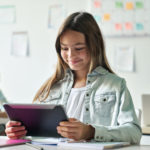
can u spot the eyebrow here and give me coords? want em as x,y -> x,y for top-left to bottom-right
60,42 -> 86,46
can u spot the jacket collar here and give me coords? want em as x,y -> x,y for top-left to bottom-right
90,66 -> 109,76
65,66 -> 109,78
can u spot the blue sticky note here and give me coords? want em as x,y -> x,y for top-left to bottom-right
136,23 -> 144,30
94,15 -> 101,23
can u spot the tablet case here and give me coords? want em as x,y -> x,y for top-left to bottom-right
3,104 -> 68,137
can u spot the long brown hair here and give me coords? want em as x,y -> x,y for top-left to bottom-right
33,11 -> 114,102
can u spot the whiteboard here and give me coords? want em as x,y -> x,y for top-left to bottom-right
90,0 -> 150,37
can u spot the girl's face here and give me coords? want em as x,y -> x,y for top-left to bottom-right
60,30 -> 91,72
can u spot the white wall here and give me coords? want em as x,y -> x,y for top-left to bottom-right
105,37 -> 150,109
0,0 -> 150,113
0,0 -> 89,103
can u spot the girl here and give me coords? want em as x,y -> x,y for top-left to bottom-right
5,12 -> 141,144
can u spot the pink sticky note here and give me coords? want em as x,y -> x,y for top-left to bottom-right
125,22 -> 133,30
115,23 -> 122,30
94,0 -> 101,8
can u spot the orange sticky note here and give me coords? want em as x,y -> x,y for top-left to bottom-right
94,0 -> 101,8
125,22 -> 133,30
126,2 -> 134,10
115,23 -> 122,30
103,13 -> 111,21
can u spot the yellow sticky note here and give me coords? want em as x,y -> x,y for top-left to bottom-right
126,2 -> 134,10
103,13 -> 111,21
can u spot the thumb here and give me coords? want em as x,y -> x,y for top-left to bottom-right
69,118 -> 78,122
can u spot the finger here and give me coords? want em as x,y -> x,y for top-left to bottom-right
58,130 -> 76,139
69,118 -> 78,122
57,126 -> 77,133
59,121 -> 80,127
8,134 -> 25,140
7,134 -> 27,139
7,133 -> 26,139
6,121 -> 21,128
7,130 -> 27,139
5,126 -> 25,134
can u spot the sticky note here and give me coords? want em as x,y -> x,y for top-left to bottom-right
115,23 -> 122,30
103,13 -> 111,21
136,23 -> 144,30
126,2 -> 134,10
93,0 -> 101,8
135,1 -> 143,9
94,15 -> 101,22
115,1 -> 123,8
125,22 -> 133,30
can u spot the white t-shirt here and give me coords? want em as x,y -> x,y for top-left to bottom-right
66,87 -> 86,121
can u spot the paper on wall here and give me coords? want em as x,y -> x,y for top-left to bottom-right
0,5 -> 16,24
11,32 -> 29,57
114,46 -> 135,72
48,5 -> 65,28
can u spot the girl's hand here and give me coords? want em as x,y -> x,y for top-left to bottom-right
57,118 -> 95,141
5,121 -> 27,139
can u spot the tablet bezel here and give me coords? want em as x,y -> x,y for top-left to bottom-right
3,103 -> 68,137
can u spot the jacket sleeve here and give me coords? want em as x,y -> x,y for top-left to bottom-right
91,79 -> 142,144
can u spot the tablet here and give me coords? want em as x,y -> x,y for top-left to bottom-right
3,104 -> 68,137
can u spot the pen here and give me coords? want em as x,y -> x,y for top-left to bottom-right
26,143 -> 44,150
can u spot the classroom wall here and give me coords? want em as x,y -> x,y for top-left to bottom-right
0,0 -> 150,114
0,0 -> 89,103
105,37 -> 150,110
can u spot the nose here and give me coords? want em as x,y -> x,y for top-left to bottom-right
68,48 -> 76,57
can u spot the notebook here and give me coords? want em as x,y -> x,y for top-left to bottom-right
30,136 -> 63,145
141,94 -> 150,134
57,140 -> 130,150
0,136 -> 31,147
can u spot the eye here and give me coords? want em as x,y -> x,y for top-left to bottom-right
75,47 -> 85,51
61,47 -> 68,51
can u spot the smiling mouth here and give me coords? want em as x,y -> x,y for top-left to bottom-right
69,60 -> 82,64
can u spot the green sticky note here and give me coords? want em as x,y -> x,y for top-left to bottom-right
136,1 -> 143,9
115,1 -> 123,8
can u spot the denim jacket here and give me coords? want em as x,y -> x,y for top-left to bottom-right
40,66 -> 142,144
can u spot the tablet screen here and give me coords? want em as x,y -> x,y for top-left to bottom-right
4,104 -> 68,137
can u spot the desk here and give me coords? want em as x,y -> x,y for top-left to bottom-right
0,145 -> 150,150
0,135 -> 150,150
